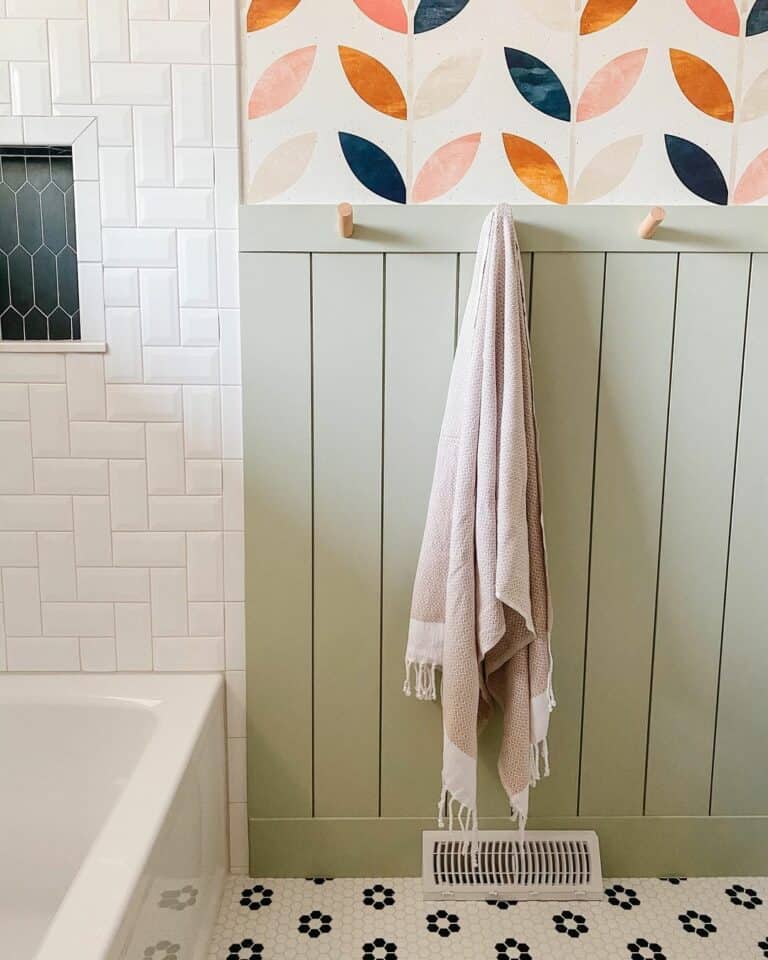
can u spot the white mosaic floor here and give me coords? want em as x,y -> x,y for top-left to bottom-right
207,875 -> 768,960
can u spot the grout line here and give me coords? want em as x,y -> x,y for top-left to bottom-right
575,251 -> 607,817
642,251 -> 679,816
707,251 -> 752,817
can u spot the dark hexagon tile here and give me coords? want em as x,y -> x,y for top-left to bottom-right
48,307 -> 72,341
24,307 -> 48,340
57,246 -> 79,315
9,247 -> 33,314
17,182 -> 42,253
1,307 -> 24,340
32,246 -> 57,315
0,253 -> 9,313
26,156 -> 51,191
1,155 -> 26,191
72,309 -> 80,340
51,155 -> 74,191
41,182 -> 68,253
64,186 -> 77,250
0,183 -> 17,252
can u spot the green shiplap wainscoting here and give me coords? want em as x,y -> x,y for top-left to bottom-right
240,207 -> 768,878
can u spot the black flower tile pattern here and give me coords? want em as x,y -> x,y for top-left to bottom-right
678,908 -> 717,936
297,909 -> 332,937
207,874 -> 768,960
495,936 -> 532,960
425,908 -> 460,937
627,938 -> 665,960
362,937 -> 397,959
659,876 -> 687,885
486,898 -> 517,909
0,147 -> 80,341
239,884 -> 273,911
606,884 -> 641,910
305,877 -> 333,884
226,939 -> 263,960
552,908 -> 588,937
726,883 -> 763,909
363,883 -> 396,909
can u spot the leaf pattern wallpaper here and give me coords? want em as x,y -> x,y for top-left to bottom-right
243,0 -> 768,204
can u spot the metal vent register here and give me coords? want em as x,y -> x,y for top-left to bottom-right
422,831 -> 603,901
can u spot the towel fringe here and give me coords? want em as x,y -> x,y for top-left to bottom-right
403,658 -> 437,701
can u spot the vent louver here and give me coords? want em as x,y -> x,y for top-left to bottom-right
422,830 -> 603,901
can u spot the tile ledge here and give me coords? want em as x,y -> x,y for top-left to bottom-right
0,341 -> 106,354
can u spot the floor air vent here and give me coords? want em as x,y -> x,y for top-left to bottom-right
422,830 -> 603,901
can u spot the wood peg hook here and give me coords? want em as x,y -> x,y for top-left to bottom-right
337,202 -> 354,238
638,206 -> 665,240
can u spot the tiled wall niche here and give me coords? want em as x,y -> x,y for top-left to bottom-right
0,145 -> 81,341
0,1 -> 246,870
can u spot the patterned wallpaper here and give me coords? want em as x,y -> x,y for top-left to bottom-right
243,0 -> 768,204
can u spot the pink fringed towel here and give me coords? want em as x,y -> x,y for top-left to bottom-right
404,204 -> 554,832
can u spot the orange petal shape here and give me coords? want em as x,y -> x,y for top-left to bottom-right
577,49 -> 647,121
248,46 -> 316,119
247,0 -> 302,31
580,0 -> 637,34
502,133 -> 568,204
684,0 -> 740,35
352,0 -> 408,32
338,46 -> 407,120
670,49 -> 734,122
734,148 -> 768,204
412,133 -> 481,203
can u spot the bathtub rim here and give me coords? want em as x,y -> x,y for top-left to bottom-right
0,673 -> 226,960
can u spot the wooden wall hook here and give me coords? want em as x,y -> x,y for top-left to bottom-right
638,206 -> 665,240
337,202 -> 354,238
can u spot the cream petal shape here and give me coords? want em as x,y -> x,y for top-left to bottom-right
248,46 -> 317,119
248,132 -> 318,202
576,49 -> 647,121
413,51 -> 481,120
741,67 -> 768,121
571,135 -> 643,203
520,0 -> 573,30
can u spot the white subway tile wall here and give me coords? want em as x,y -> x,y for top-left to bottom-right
0,0 -> 246,869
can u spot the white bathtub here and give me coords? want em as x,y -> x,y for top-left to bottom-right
0,673 -> 227,960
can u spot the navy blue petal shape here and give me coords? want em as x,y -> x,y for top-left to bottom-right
504,48 -> 570,121
665,135 -> 728,205
747,0 -> 768,35
414,0 -> 471,32
338,132 -> 406,204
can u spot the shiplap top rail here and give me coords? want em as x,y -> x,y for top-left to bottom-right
239,204 -> 768,254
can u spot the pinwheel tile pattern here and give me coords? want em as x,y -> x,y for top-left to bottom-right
243,0 -> 768,204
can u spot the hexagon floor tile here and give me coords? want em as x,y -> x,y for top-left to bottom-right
207,875 -> 768,959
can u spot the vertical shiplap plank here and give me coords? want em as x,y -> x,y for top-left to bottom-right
242,253 -> 313,818
579,253 -> 676,816
313,254 -> 383,817
528,253 -> 604,817
380,253 -> 456,817
712,253 -> 768,815
645,254 -> 749,815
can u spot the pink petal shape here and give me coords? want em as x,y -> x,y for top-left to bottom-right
353,0 -> 408,32
576,48 -> 647,121
734,148 -> 768,204
685,0 -> 740,34
248,45 -> 316,120
412,133 -> 481,203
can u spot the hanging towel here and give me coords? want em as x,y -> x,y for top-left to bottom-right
404,203 -> 554,833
